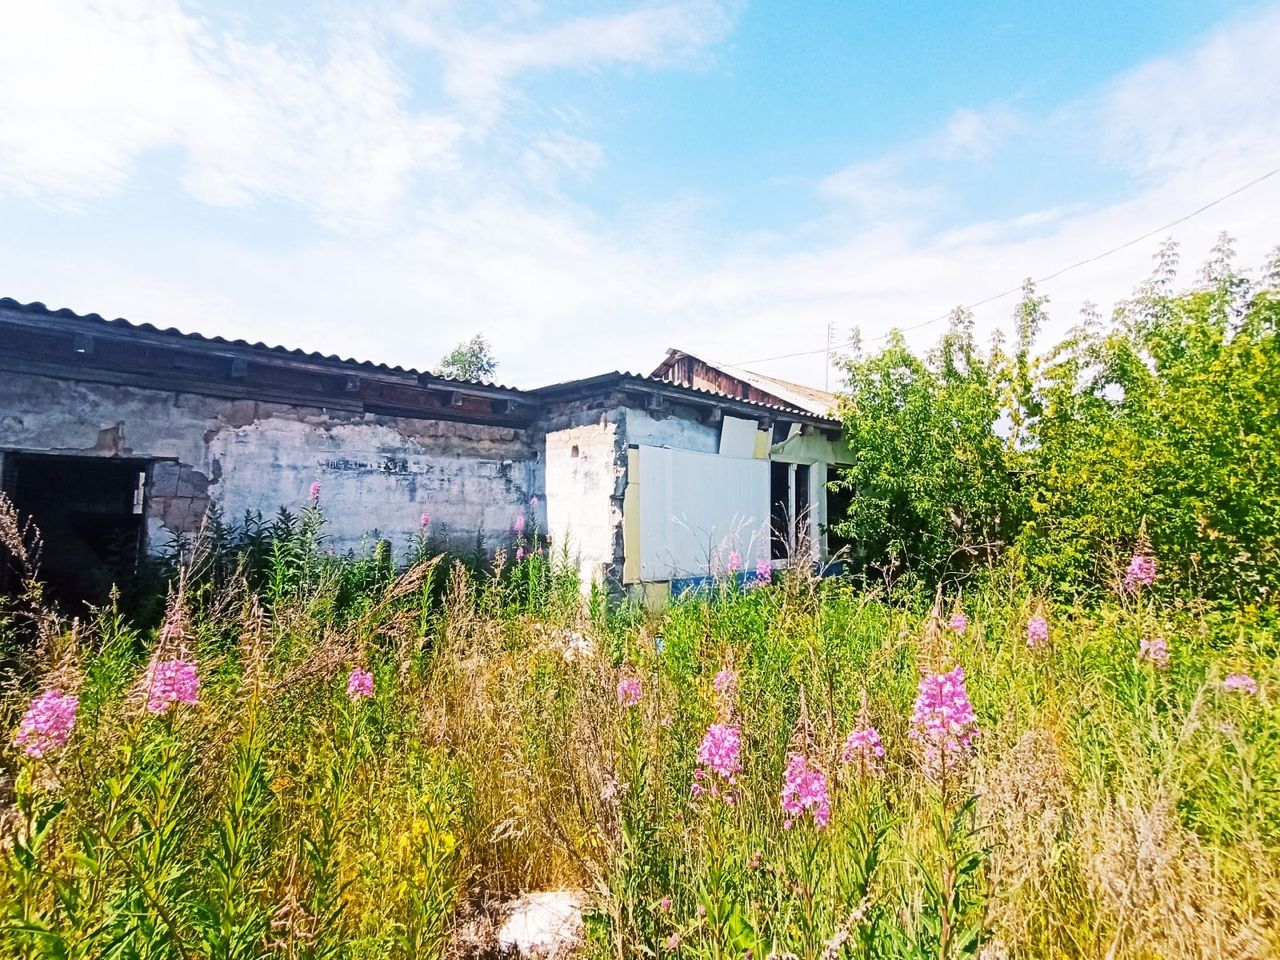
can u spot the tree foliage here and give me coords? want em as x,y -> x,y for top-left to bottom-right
435,333 -> 498,382
833,235 -> 1280,600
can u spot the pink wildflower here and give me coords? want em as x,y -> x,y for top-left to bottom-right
780,753 -> 830,829
696,723 -> 742,782
1026,617 -> 1049,648
949,612 -> 968,635
756,558 -> 772,584
726,549 -> 742,574
347,667 -> 374,701
513,513 -> 526,534
712,667 -> 736,696
14,689 -> 79,758
420,511 -> 431,529
1139,637 -> 1169,668
841,726 -> 886,776
659,896 -> 672,912
617,675 -> 642,708
531,495 -> 540,509
144,658 -> 200,715
1124,554 -> 1157,591
909,666 -> 979,780
1223,673 -> 1258,694
516,546 -> 525,561
309,480 -> 321,503
666,934 -> 680,951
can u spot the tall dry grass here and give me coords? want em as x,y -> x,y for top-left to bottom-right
0,494 -> 1277,959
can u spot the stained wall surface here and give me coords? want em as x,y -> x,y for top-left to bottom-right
0,371 -> 539,557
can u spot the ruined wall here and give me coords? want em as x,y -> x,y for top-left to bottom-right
0,372 -> 538,556
541,398 -> 746,593
623,406 -> 721,454
543,401 -> 627,591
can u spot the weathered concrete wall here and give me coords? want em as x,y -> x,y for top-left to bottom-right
623,406 -> 721,454
0,372 -> 538,556
543,402 -> 626,591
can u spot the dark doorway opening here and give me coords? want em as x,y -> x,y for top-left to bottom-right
770,462 -> 817,564
794,464 -> 811,542
770,461 -> 790,561
1,453 -> 148,607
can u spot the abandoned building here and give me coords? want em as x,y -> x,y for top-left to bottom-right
0,297 -> 853,606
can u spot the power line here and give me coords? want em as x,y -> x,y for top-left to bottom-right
726,162 -> 1280,367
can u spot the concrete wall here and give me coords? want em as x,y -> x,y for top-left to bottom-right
0,372 -> 538,557
623,406 -> 721,454
544,404 -> 626,589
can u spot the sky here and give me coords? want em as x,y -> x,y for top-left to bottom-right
2,0 -> 1279,389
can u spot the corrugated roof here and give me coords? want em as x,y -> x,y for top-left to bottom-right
531,370 -> 840,424
0,297 -> 841,425
652,348 -> 841,417
0,297 -> 520,392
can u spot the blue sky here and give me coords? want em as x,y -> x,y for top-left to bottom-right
2,0 -> 1279,387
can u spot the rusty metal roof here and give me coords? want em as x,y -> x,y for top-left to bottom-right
531,371 -> 841,426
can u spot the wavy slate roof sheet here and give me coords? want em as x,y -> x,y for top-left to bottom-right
0,297 -> 518,392
530,371 -> 840,424
0,296 -> 839,425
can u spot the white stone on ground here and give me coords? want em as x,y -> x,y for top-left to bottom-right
496,890 -> 584,958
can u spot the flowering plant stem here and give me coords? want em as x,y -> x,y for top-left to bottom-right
909,785 -> 986,960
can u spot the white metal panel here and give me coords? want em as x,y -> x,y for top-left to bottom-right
718,415 -> 759,458
636,446 -> 770,581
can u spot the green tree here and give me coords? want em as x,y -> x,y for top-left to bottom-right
1024,236 -> 1280,598
435,333 -> 498,382
833,237 -> 1280,600
831,309 -> 1017,586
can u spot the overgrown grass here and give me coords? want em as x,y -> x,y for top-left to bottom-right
1,506 -> 1277,959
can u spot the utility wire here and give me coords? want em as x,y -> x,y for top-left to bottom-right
726,162 -> 1280,367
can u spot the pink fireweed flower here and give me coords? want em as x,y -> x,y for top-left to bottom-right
696,723 -> 742,782
617,675 -> 642,707
309,480 -> 321,503
1223,673 -> 1258,694
347,667 -> 374,701
420,511 -> 431,529
756,558 -> 772,584
712,666 -> 736,696
14,689 -> 79,758
516,546 -> 526,561
658,896 -> 672,912
530,495 -> 540,509
1026,617 -> 1049,648
1139,637 -> 1169,668
909,666 -> 980,780
666,934 -> 680,951
1124,554 -> 1157,591
513,513 -> 526,534
726,550 -> 742,573
949,612 -> 969,635
841,726 -> 886,776
144,658 -> 200,715
780,753 -> 831,829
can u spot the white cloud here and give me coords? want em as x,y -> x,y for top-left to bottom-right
818,158 -> 943,221
520,131 -> 605,191
2,0 -> 1279,396
1100,6 -> 1280,177
0,0 -> 462,223
935,105 -> 1021,160
397,1 -> 737,110
0,0 -> 735,224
